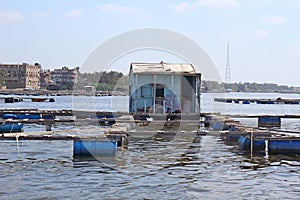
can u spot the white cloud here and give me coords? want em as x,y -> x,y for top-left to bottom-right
32,10 -> 52,17
174,0 -> 240,13
175,2 -> 192,13
0,10 -> 24,24
98,3 -> 150,19
195,0 -> 240,8
99,4 -> 139,14
291,45 -> 300,52
66,9 -> 82,18
248,0 -> 267,6
261,15 -> 286,25
254,29 -> 269,38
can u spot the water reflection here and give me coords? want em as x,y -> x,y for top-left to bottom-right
2,93 -> 300,198
239,154 -> 300,170
221,135 -> 300,170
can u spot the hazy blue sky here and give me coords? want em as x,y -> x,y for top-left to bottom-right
1,0 -> 300,85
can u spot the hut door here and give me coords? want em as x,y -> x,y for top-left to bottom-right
155,84 -> 165,113
182,76 -> 195,113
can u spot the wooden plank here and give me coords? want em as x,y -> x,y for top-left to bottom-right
0,126 -> 128,141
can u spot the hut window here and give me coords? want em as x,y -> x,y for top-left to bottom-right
141,85 -> 152,97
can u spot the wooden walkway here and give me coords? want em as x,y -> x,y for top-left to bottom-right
0,126 -> 129,147
0,109 -> 129,117
1,109 -> 300,155
0,109 -> 73,116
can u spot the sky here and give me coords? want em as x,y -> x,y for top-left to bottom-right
1,0 -> 300,86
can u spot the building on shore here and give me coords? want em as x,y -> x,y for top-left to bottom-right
0,63 -> 41,89
40,69 -> 51,89
50,66 -> 79,90
84,85 -> 96,93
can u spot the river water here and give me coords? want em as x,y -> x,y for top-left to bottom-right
0,93 -> 300,199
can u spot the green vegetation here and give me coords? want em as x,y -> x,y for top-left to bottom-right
64,69 -> 300,94
75,71 -> 299,93
202,81 -> 300,93
60,82 -> 75,90
0,69 -> 8,88
76,71 -> 129,92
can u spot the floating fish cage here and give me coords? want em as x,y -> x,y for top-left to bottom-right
238,135 -> 300,154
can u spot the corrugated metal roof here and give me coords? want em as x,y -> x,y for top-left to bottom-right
130,62 -> 197,74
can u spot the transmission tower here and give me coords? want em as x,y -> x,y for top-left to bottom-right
225,42 -> 231,83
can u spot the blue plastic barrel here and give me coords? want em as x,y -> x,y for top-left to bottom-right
43,115 -> 55,120
2,113 -> 19,119
0,123 -> 24,133
268,139 -> 300,154
238,135 -> 265,150
242,100 -> 250,104
18,114 -> 42,119
211,121 -> 224,130
258,116 -> 281,127
73,140 -> 117,157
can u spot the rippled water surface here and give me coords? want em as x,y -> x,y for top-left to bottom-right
1,93 -> 300,199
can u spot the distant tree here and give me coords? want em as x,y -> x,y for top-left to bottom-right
76,70 -> 128,92
0,69 -> 8,88
201,81 -> 298,93
237,84 -> 246,92
98,71 -> 123,85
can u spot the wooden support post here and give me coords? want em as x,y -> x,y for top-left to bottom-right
250,131 -> 253,157
265,140 -> 269,158
45,124 -> 52,131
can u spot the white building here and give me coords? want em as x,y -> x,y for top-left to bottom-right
51,66 -> 78,89
0,63 -> 41,89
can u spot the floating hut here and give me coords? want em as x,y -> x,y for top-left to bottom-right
129,62 -> 201,117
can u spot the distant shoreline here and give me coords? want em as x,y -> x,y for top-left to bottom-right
0,89 -> 127,96
1,80 -> 300,96
1,90 -> 300,97
202,81 -> 300,94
